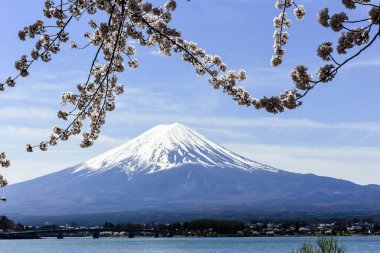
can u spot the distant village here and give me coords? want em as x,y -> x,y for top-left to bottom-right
244,220 -> 380,237
1,216 -> 380,238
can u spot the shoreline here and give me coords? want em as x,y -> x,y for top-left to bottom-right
1,233 -> 379,240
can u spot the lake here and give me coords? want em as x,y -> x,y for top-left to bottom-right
0,236 -> 379,253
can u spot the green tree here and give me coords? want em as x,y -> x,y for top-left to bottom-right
292,237 -> 346,253
0,216 -> 15,232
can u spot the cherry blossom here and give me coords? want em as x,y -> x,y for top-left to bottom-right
0,0 -> 377,158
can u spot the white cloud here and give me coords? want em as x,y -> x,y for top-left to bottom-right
1,133 -> 128,184
225,143 -> 380,185
346,59 -> 380,68
0,107 -> 57,121
149,50 -> 165,57
111,112 -> 380,133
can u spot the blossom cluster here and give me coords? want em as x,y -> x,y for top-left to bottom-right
0,153 -> 10,169
0,175 -> 7,188
0,152 -> 9,188
272,0 -> 306,67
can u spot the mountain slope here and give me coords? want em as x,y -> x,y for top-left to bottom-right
2,123 -> 380,222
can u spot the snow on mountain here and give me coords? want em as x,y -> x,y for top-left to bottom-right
75,123 -> 278,175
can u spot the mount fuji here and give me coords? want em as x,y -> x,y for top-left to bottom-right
3,123 -> 380,223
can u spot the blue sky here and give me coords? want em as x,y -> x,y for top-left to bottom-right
0,0 -> 379,185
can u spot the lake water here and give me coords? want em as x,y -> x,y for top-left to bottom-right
0,237 -> 379,253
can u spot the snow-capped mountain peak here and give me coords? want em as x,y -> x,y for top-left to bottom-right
75,123 -> 278,175
6,124 -> 380,220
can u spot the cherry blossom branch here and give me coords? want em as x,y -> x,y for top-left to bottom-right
291,3 -> 379,100
0,152 -> 10,196
0,0 -> 378,155
1,1 -> 80,90
297,28 -> 380,100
